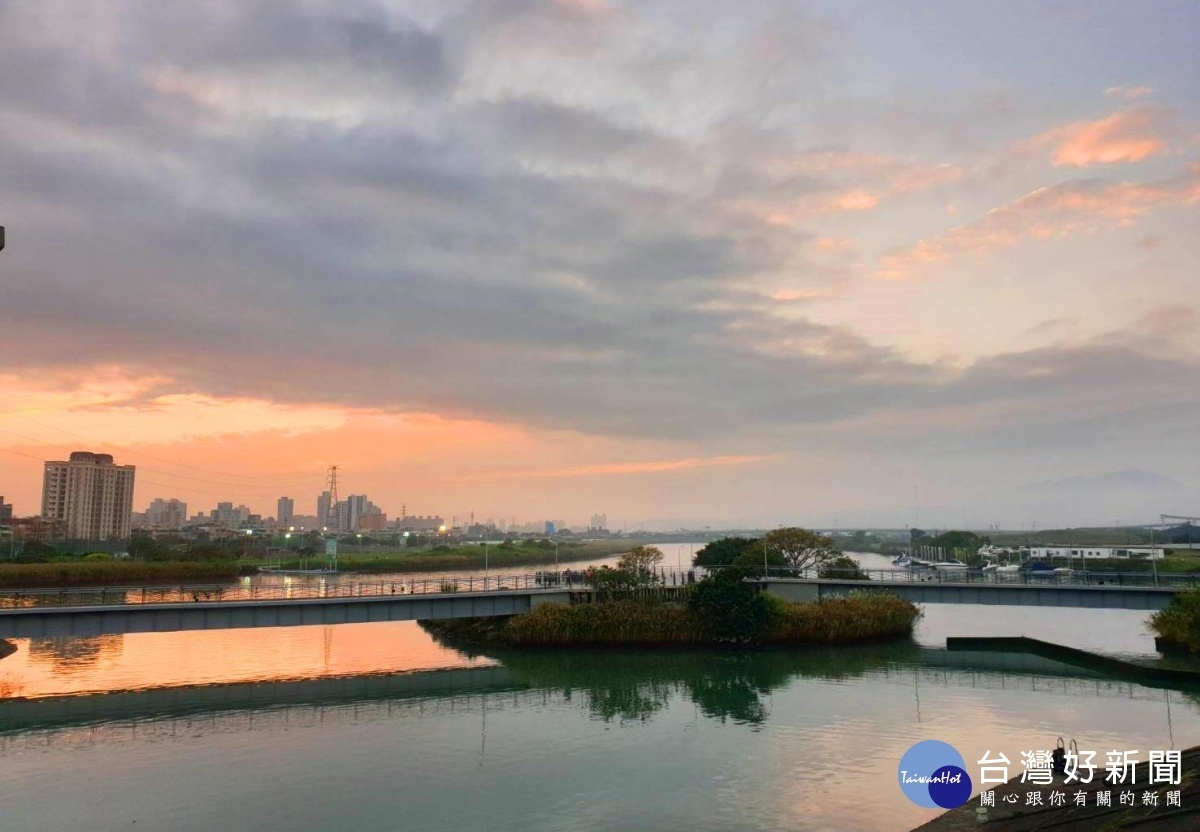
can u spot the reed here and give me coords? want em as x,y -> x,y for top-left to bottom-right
1149,588 -> 1200,653
428,592 -> 920,648
763,592 -> 921,644
0,561 -> 241,589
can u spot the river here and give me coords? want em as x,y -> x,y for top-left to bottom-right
0,546 -> 1196,831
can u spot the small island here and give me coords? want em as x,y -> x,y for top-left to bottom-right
425,537 -> 922,648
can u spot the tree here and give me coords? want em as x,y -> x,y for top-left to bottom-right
618,545 -> 664,577
687,568 -> 771,642
129,533 -> 167,561
761,527 -> 838,573
693,537 -> 757,567
818,555 -> 869,580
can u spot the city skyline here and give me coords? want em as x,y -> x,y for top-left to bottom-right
2,2 -> 1199,529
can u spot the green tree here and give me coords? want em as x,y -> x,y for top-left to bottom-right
687,568 -> 770,642
13,539 -> 55,563
760,527 -> 838,572
129,533 -> 167,561
618,545 -> 664,577
818,555 -> 869,580
693,537 -> 757,567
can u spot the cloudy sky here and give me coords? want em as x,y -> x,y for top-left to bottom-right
2,0 -> 1198,529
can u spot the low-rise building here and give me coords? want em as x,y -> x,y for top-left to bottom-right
1030,545 -> 1165,561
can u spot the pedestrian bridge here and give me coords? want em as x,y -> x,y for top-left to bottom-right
0,580 -> 573,639
0,567 -> 1190,637
762,573 -> 1181,611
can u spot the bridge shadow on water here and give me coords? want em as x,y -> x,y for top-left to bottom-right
2,636 -> 1199,738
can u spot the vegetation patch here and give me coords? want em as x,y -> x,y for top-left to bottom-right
0,561 -> 241,589
424,568 -> 921,649
1150,589 -> 1200,654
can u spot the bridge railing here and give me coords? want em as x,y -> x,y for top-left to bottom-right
748,565 -> 1200,589
0,569 -> 705,611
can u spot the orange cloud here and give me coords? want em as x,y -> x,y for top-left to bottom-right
832,190 -> 879,211
1105,85 -> 1153,99
1035,109 -> 1166,167
877,168 -> 1200,280
450,454 -> 776,483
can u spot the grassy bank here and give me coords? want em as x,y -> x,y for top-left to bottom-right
425,592 -> 921,648
274,540 -> 636,574
0,560 -> 242,589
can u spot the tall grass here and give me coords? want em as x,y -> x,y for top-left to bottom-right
1149,588 -> 1200,653
763,592 -> 921,644
0,561 -> 241,589
428,592 -> 921,648
507,600 -> 701,646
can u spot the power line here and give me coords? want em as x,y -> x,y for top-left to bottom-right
0,446 -> 321,501
0,427 -> 321,492
10,415 -> 321,484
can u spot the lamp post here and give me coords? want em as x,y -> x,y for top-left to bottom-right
763,531 -> 769,579
484,541 -> 489,587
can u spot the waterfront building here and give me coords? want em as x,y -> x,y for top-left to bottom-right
0,495 -> 11,522
41,451 -> 136,540
589,513 -> 608,532
1029,545 -> 1165,561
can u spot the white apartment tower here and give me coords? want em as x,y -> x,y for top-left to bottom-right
42,451 -> 136,540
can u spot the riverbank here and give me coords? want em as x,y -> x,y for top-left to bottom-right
273,539 -> 637,574
0,561 -> 242,589
423,593 -> 922,648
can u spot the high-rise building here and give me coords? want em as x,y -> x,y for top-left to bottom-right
589,513 -> 608,531
317,491 -> 331,529
146,498 -> 187,529
41,451 -> 136,540
0,495 -> 12,522
277,496 -> 294,527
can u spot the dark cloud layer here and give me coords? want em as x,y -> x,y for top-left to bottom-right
1,0 -> 1198,468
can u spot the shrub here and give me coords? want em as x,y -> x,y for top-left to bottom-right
687,568 -> 771,642
83,552 -> 113,562
1150,589 -> 1200,653
818,555 -> 870,580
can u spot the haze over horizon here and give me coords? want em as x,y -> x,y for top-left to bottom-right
2,1 -> 1199,530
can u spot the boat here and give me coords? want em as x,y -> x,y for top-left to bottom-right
892,554 -> 912,567
932,559 -> 969,572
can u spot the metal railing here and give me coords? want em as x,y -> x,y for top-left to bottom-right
751,565 -> 1199,589
0,564 -> 1192,612
0,568 -> 704,611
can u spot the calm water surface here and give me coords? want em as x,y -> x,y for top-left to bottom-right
1,548 -> 1197,831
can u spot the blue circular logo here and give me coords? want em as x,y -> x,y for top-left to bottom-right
898,740 -> 973,808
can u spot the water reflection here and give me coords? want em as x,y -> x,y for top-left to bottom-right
485,644 -> 923,726
26,635 -> 124,675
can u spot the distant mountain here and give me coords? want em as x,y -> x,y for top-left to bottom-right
1020,468 -> 1188,494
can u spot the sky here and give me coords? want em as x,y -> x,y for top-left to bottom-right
1,0 -> 1199,530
